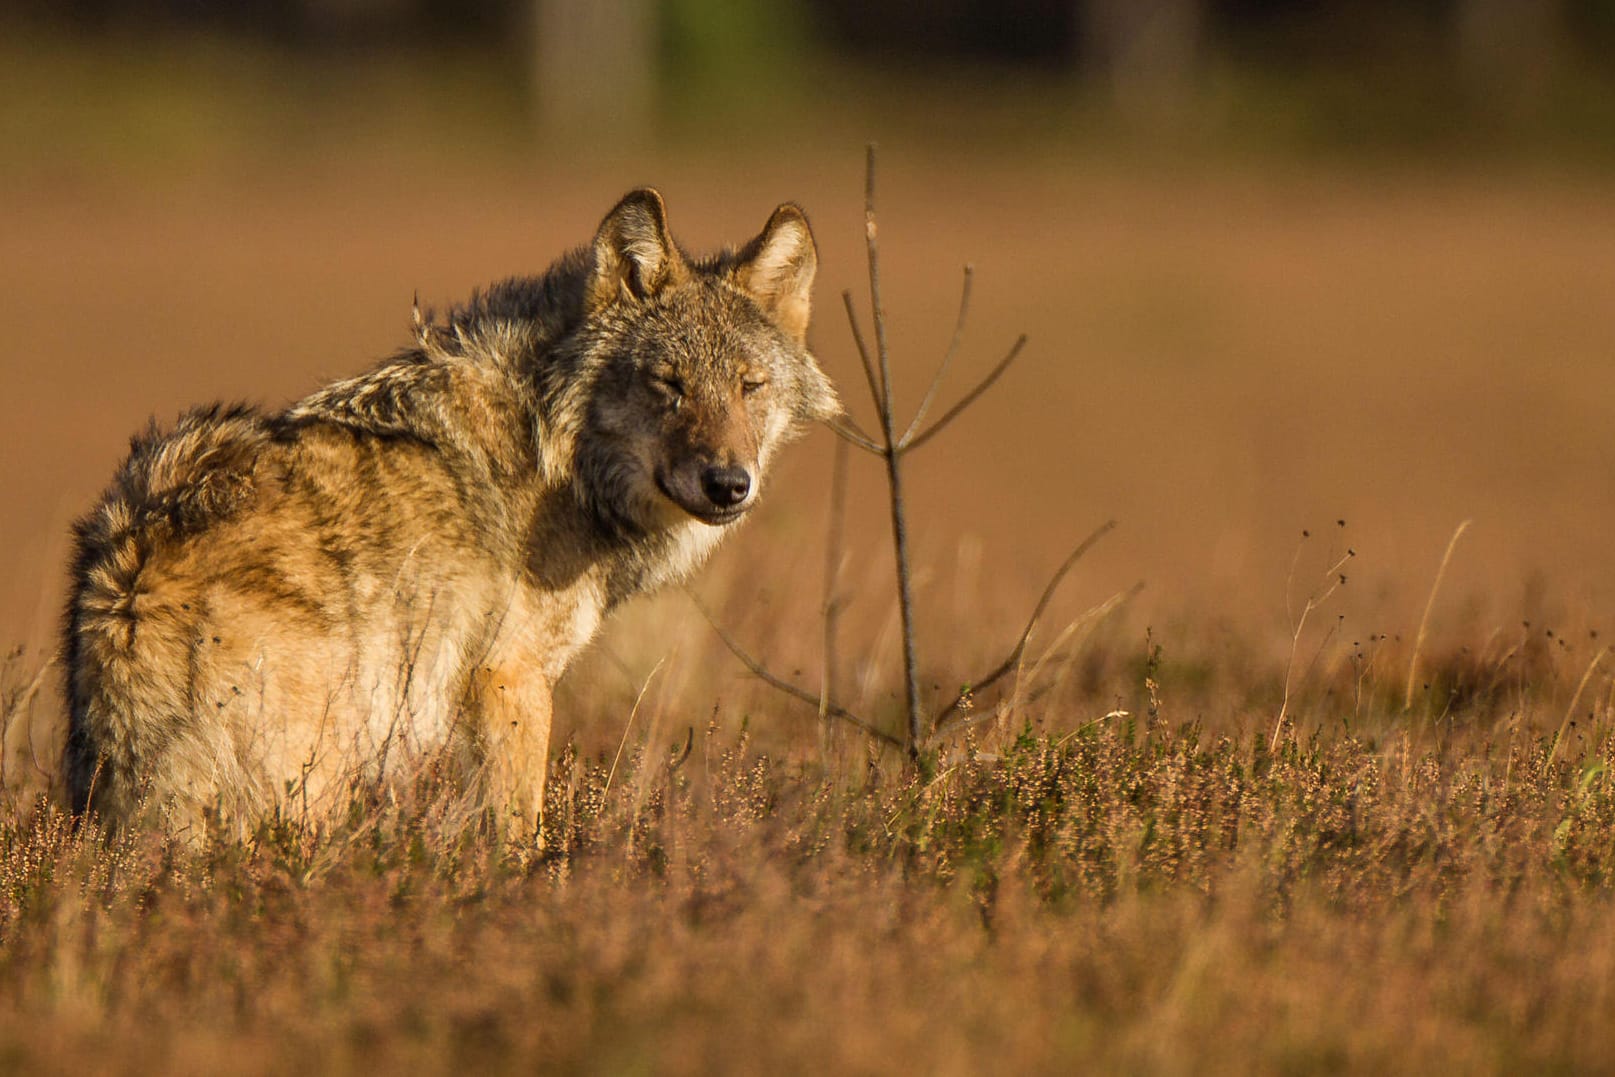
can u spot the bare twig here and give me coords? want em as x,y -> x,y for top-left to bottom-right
863,146 -> 895,407
932,520 -> 1120,729
900,265 -> 974,446
1023,585 -> 1140,693
855,144 -> 925,758
820,436 -> 851,728
824,417 -> 883,455
1003,584 -> 1143,734
841,289 -> 884,418
666,727 -> 695,772
687,589 -> 903,749
829,293 -> 886,454
901,334 -> 1027,454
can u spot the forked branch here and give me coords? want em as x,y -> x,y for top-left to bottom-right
824,416 -> 882,455
841,289 -> 884,424
900,265 -> 974,445
900,334 -> 1028,454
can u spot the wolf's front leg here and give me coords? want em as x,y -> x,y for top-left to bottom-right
468,663 -> 553,851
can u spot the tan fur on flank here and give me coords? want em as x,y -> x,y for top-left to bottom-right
62,189 -> 840,843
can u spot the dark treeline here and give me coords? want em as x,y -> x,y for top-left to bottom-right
5,0 -> 1612,147
5,0 -> 1614,72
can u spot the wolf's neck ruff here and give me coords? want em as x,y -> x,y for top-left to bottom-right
62,188 -> 842,840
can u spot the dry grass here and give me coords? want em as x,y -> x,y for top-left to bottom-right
5,534 -> 1615,1073
2,654 -> 1615,1074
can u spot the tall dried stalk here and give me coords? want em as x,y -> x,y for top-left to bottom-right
1270,543 -> 1355,753
1405,519 -> 1472,712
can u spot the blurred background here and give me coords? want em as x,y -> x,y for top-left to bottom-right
2,1 -> 1613,749
6,0 -> 1615,156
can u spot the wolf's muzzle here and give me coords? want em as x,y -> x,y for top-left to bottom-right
700,465 -> 752,509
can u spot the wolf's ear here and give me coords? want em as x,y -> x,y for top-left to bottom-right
588,188 -> 686,310
734,204 -> 816,344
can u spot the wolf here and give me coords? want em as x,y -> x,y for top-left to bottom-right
61,188 -> 839,841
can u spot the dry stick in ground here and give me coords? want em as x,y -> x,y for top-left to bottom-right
852,146 -> 925,756
819,434 -> 851,745
696,144 -> 1119,759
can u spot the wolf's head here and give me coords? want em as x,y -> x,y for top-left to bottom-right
565,189 -> 841,535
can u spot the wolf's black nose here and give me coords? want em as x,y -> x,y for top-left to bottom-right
701,465 -> 751,508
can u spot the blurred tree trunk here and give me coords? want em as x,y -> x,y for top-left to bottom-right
1454,0 -> 1564,114
1081,0 -> 1205,126
529,0 -> 657,142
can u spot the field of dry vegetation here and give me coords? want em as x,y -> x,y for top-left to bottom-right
3,96 -> 1615,1068
4,650 -> 1615,1073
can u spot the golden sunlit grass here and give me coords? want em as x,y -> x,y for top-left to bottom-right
2,581 -> 1615,1072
